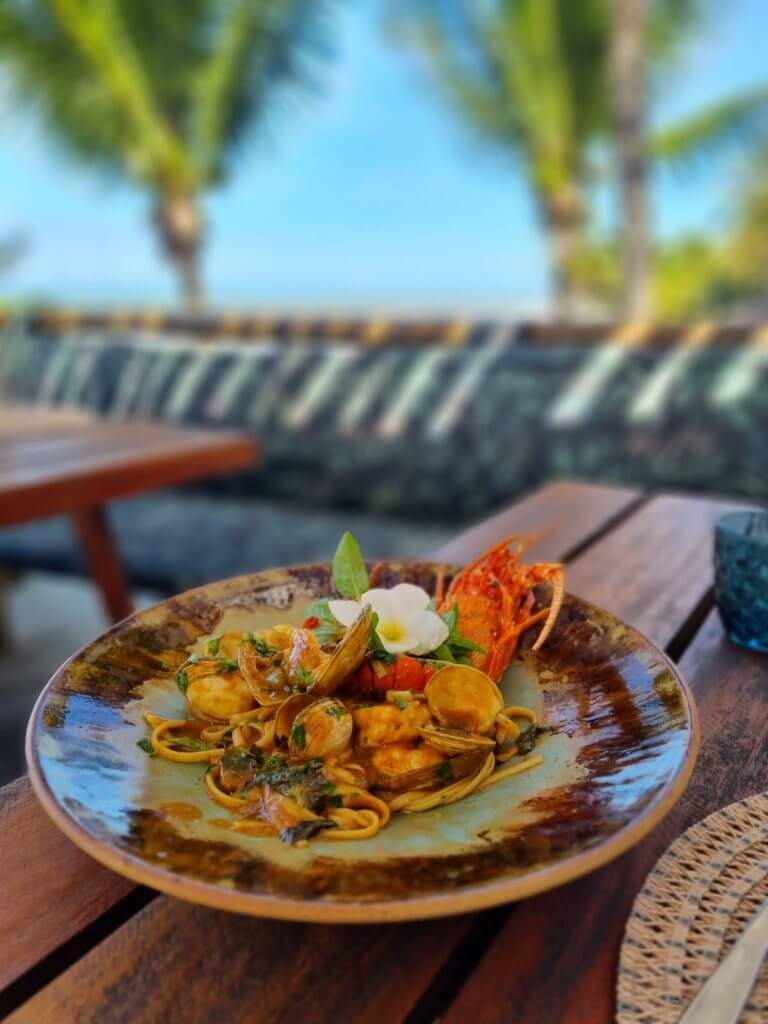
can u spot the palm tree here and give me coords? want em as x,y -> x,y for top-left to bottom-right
393,0 -> 611,320
0,0 -> 334,307
611,0 -> 768,317
394,0 -> 768,319
612,0 -> 650,318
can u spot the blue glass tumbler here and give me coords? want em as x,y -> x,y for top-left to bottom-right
714,510 -> 768,653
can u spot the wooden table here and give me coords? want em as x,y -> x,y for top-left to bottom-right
0,406 -> 257,620
1,480 -> 766,1023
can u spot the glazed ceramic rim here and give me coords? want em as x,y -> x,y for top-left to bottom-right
26,576 -> 700,924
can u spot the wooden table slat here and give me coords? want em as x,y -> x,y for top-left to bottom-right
566,492 -> 735,649
2,480 -> 621,1016
0,421 -> 257,527
441,611 -> 768,1024
0,778 -> 134,993
5,481 -> 758,1024
432,480 -> 642,566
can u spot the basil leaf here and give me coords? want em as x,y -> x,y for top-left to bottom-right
137,737 -> 156,757
440,603 -> 486,657
431,643 -> 456,663
332,531 -> 369,600
440,607 -> 458,634
175,670 -> 189,693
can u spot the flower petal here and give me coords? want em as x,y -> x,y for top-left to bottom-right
388,583 -> 432,616
408,610 -> 450,655
360,588 -> 395,621
328,600 -> 362,627
378,635 -> 413,655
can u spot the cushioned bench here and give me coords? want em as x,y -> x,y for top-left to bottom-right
1,317 -> 765,593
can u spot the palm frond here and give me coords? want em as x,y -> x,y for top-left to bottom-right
48,0 -> 192,186
653,88 -> 768,168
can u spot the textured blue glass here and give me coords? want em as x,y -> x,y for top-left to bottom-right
714,511 -> 768,653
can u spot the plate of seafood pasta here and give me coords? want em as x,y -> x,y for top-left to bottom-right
26,532 -> 699,922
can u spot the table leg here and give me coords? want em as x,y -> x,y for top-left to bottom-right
72,507 -> 134,622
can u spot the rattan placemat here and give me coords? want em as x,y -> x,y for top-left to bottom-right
617,792 -> 768,1024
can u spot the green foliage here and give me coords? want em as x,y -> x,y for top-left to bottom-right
393,0 -> 610,204
0,0 -> 334,190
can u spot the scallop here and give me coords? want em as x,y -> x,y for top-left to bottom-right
424,664 -> 503,735
288,698 -> 353,761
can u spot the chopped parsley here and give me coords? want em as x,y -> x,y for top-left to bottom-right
136,737 -> 156,757
167,735 -> 215,751
291,723 -> 306,751
205,636 -> 220,656
325,705 -> 345,720
175,670 -> 189,693
295,665 -> 314,686
435,761 -> 454,783
245,635 -> 280,658
394,694 -> 408,711
262,753 -> 285,771
217,658 -> 239,672
327,794 -> 344,809
323,782 -> 338,794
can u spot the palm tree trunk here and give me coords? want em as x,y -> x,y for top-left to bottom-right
542,192 -> 584,321
152,192 -> 205,310
612,0 -> 650,318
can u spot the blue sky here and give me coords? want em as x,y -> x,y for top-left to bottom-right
0,0 -> 766,311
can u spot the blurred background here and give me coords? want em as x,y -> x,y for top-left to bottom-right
1,0 -> 767,782
2,0 -> 768,318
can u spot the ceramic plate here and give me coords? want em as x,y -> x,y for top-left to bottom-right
26,562 -> 699,923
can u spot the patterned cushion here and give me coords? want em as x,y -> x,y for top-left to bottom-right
1,321 -> 766,521
0,491 -> 452,593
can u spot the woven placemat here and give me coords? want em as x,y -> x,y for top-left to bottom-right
617,792 -> 768,1024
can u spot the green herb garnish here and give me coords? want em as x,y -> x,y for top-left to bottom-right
328,794 -> 344,808
175,670 -> 189,693
262,753 -> 285,771
136,737 -> 156,757
168,735 -> 215,751
217,658 -> 239,672
246,635 -> 279,658
291,723 -> 306,751
303,598 -> 344,644
439,605 -> 486,658
326,705 -> 344,720
332,531 -> 369,600
394,694 -> 408,711
295,665 -> 313,686
206,636 -> 220,656
370,648 -> 397,664
323,782 -> 338,794
435,761 -> 454,783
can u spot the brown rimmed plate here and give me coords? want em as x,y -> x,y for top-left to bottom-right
26,561 -> 699,923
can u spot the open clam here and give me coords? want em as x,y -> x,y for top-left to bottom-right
312,606 -> 372,696
416,724 -> 495,756
273,693 -> 316,748
288,697 -> 353,761
424,664 -> 503,736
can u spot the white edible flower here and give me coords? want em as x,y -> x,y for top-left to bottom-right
329,583 -> 449,656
